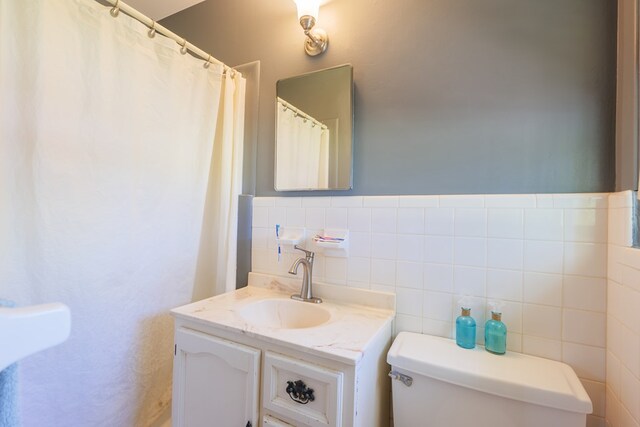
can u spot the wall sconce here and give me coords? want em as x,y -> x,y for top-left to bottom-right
294,0 -> 328,56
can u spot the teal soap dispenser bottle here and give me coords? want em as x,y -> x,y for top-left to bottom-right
485,302 -> 507,355
455,301 -> 476,349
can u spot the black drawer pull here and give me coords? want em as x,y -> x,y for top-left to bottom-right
286,380 -> 315,404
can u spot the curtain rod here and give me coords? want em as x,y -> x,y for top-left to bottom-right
103,0 -> 239,76
277,97 -> 328,130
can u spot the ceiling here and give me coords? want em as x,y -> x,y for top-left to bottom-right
125,0 -> 206,21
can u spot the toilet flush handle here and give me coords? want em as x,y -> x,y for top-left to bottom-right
389,370 -> 413,387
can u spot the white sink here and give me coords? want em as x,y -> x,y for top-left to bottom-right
0,303 -> 71,371
238,299 -> 331,329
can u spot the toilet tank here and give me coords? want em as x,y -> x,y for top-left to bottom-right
387,332 -> 592,427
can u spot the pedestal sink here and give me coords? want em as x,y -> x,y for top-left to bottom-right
238,299 -> 331,329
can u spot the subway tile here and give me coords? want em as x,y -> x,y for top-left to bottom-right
397,208 -> 425,234
371,208 -> 397,233
455,208 -> 487,237
253,197 -> 276,207
564,209 -> 607,243
621,264 -> 640,294
423,263 -> 454,292
398,195 -> 439,207
349,232 -> 371,257
563,275 -> 606,312
371,233 -> 397,260
606,386 -> 621,427
453,266 -> 486,297
275,197 -> 302,207
523,272 -> 562,307
562,309 -> 606,347
609,190 -> 633,209
370,258 -> 396,286
535,194 -> 554,208
423,291 -> 453,322
424,236 -> 454,264
487,208 -> 524,239
439,195 -> 485,208
422,318 -> 453,339
486,269 -> 523,302
454,237 -> 487,267
523,241 -> 563,274
346,281 -> 370,290
619,404 -> 640,427
522,335 -> 562,361
620,365 -> 640,422
268,207 -> 286,228
253,206 -> 269,228
553,193 -> 608,209
347,257 -> 371,283
301,197 -> 331,207
363,196 -> 399,207
395,314 -> 422,335
330,196 -> 363,207
370,283 -> 394,294
348,207 -> 371,232
305,207 -> 325,228
606,350 -> 621,398
609,207 -> 634,247
324,257 -> 347,285
425,207 -> 455,236
564,242 -> 607,278
397,234 -> 424,262
325,208 -> 348,229
484,194 -> 536,208
252,227 -> 269,249
522,304 -> 562,340
286,207 -> 306,227
507,332 -> 523,353
396,261 -> 423,289
487,239 -> 523,270
562,342 -> 606,382
396,288 -> 423,316
586,415 -> 606,427
524,209 -> 563,241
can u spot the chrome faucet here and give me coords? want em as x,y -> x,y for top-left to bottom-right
288,245 -> 322,304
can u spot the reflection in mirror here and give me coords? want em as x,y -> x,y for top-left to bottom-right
275,64 -> 353,191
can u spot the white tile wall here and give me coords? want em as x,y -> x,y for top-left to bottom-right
252,193 -> 609,425
607,191 -> 640,427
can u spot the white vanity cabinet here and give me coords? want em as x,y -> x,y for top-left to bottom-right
171,317 -> 392,427
172,327 -> 260,427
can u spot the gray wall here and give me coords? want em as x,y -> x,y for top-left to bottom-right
162,0 -> 617,196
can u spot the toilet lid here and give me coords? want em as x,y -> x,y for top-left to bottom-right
387,332 -> 593,414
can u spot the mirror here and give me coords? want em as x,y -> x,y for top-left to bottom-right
275,64 -> 353,191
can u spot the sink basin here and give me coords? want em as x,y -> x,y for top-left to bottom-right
238,299 -> 331,329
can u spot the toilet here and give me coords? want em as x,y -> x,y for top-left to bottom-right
387,332 -> 593,427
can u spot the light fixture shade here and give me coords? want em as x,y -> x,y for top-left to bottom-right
294,0 -> 320,20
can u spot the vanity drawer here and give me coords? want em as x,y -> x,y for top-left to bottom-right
263,351 -> 344,427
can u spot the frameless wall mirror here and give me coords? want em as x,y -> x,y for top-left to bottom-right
275,64 -> 354,191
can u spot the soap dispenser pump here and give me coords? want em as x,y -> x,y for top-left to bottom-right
485,301 -> 507,355
455,299 -> 476,349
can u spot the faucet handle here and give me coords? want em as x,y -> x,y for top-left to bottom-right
294,245 -> 314,260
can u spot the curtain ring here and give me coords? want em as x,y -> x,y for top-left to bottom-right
110,0 -> 120,17
203,54 -> 212,69
179,39 -> 188,55
148,21 -> 156,38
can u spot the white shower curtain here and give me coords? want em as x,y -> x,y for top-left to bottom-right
276,99 -> 329,190
0,0 -> 245,425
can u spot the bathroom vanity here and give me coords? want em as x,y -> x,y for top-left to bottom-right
170,272 -> 395,427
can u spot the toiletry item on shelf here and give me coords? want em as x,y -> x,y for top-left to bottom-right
313,234 -> 345,244
485,302 -> 507,355
455,306 -> 476,349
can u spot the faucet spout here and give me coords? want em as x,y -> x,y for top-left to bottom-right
288,246 -> 322,304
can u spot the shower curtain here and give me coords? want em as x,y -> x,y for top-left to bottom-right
0,0 -> 245,425
276,99 -> 329,190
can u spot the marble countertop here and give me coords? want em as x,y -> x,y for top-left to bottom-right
171,273 -> 396,365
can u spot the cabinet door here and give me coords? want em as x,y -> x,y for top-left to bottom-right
172,327 -> 260,427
